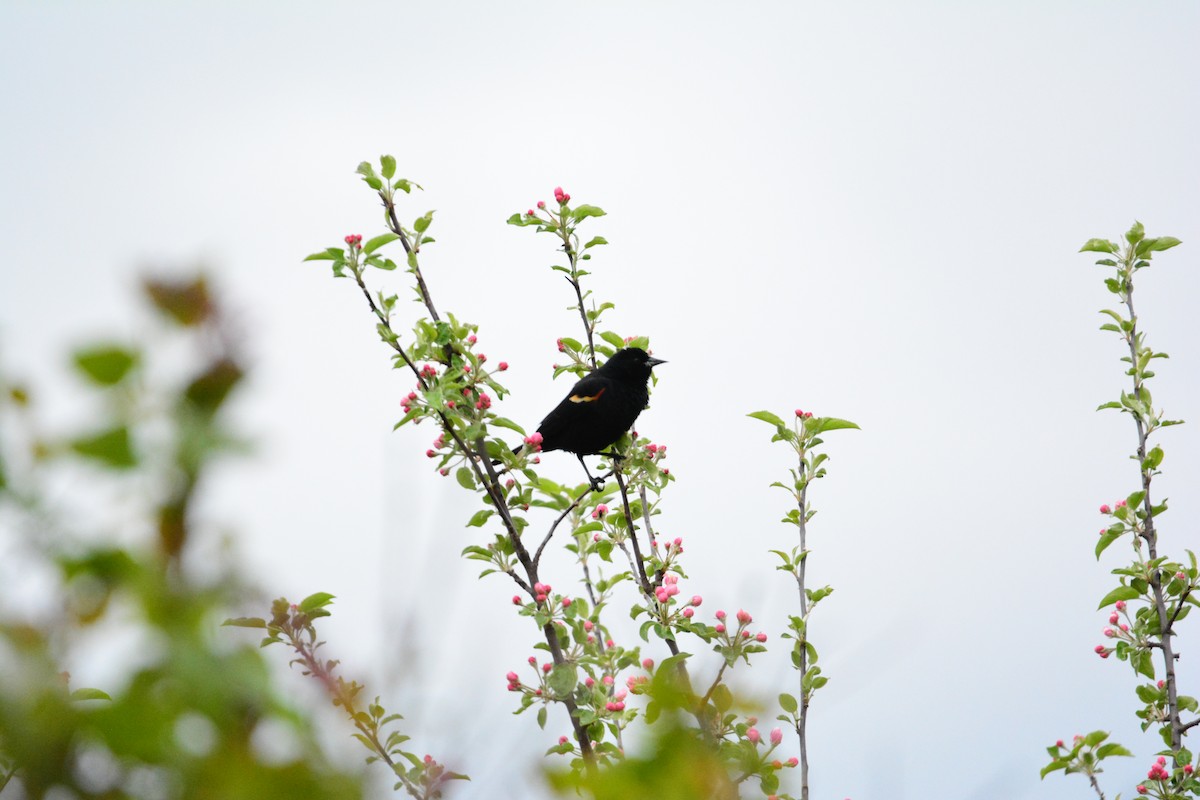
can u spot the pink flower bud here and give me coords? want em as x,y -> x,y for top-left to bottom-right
1177,571 -> 1187,581
1109,613 -> 1119,624
1094,645 -> 1106,654
737,609 -> 752,624
715,623 -> 726,634
1100,504 -> 1112,514
583,620 -> 594,631
1055,740 -> 1065,748
742,630 -> 751,639
770,727 -> 783,745
787,757 -> 798,767
716,610 -> 726,620
527,209 -> 535,216
656,587 -> 670,603
498,361 -> 508,371
1119,624 -> 1129,632
605,638 -> 614,648
506,671 -> 518,682
602,675 -> 614,686
690,595 -> 703,607
467,334 -> 477,345
746,728 -> 761,744
1115,600 -> 1127,611
642,658 -> 654,671
537,200 -> 546,210
795,409 -> 805,417
1103,628 -> 1115,637
542,662 -> 552,673
1136,786 -> 1147,795
426,449 -> 436,458
682,607 -> 694,618
585,677 -> 595,688
756,632 -> 768,643
529,656 -> 537,665
512,595 -> 521,605
592,504 -> 609,519
1184,764 -> 1194,774
559,735 -> 568,744
1156,756 -> 1166,766
562,597 -> 572,608
439,468 -> 449,476
1116,499 -> 1127,508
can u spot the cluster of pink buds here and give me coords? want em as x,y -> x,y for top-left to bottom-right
556,338 -> 566,353
400,391 -> 419,413
344,234 -> 363,248
645,442 -> 667,459
1100,499 -> 1128,515
1146,756 -> 1171,783
533,582 -> 552,604
420,363 -> 438,380
475,392 -> 492,411
591,504 -> 609,520
795,409 -> 814,419
523,432 -> 543,452
554,186 -> 571,204
505,671 -> 520,691
626,674 -> 649,694
604,688 -> 627,713
655,574 -> 682,604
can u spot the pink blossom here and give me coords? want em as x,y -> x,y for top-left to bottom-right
506,671 -> 518,683
426,449 -> 437,458
756,632 -> 768,643
583,620 -> 594,632
642,658 -> 654,671
559,735 -> 568,745
438,468 -> 449,476
656,587 -> 670,603
691,595 -> 703,607
1103,628 -> 1115,637
1109,613 -> 1119,624
602,675 -> 614,686
467,334 -> 477,345
562,597 -> 572,608
682,607 -> 694,618
737,609 -> 753,624
716,610 -> 726,621
498,361 -> 508,371
524,432 -> 544,451
584,677 -> 595,688
542,662 -> 552,674
770,727 -> 783,745
746,728 -> 761,744
1116,499 -> 1127,508
742,630 -> 751,639
512,595 -> 522,605
527,209 -> 535,216
715,623 -> 726,634
1120,623 -> 1129,632
795,409 -> 805,418
537,200 -> 546,210
787,757 -> 799,767
1100,504 -> 1112,514
1158,680 -> 1165,689
1115,600 -> 1127,611
592,504 -> 609,519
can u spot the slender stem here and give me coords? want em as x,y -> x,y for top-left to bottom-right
535,492 -> 589,570
613,467 -> 652,597
1087,772 -> 1106,800
1121,261 -> 1182,752
795,453 -> 811,800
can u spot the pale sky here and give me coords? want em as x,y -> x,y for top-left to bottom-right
2,3 -> 1199,798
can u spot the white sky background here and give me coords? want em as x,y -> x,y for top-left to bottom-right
2,2 -> 1200,798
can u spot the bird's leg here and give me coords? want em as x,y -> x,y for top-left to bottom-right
576,454 -> 605,492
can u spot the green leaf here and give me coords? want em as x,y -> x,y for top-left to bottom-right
303,248 -> 343,261
1097,585 -> 1141,608
466,509 -> 494,528
73,346 -> 138,386
1146,236 -> 1181,252
414,211 -> 434,233
571,205 -> 606,221
779,693 -> 798,713
1080,238 -> 1119,254
456,467 -> 476,490
748,410 -> 786,428
536,707 -> 547,729
364,233 -> 399,254
380,155 -> 396,180
813,417 -> 860,433
1095,743 -> 1132,758
583,236 -> 608,248
1039,761 -> 1067,779
547,663 -> 578,696
1125,221 -> 1145,245
69,688 -> 112,702
71,426 -> 136,468
299,592 -> 335,612
222,617 -> 267,629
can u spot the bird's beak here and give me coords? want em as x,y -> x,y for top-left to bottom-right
647,357 -> 667,368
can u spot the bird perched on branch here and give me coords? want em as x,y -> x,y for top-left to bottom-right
522,347 -> 665,490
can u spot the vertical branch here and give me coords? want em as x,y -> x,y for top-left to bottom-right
794,450 -> 811,800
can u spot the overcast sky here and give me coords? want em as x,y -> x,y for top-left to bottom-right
2,2 -> 1199,798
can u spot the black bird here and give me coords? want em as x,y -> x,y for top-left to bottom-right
526,347 -> 665,489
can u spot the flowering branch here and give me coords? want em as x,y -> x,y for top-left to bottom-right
751,408 -> 858,800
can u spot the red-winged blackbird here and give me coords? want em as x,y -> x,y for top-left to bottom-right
525,347 -> 665,489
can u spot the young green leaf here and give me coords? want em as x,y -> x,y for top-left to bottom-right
73,346 -> 138,386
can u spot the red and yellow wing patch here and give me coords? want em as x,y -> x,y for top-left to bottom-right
568,387 -> 606,404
